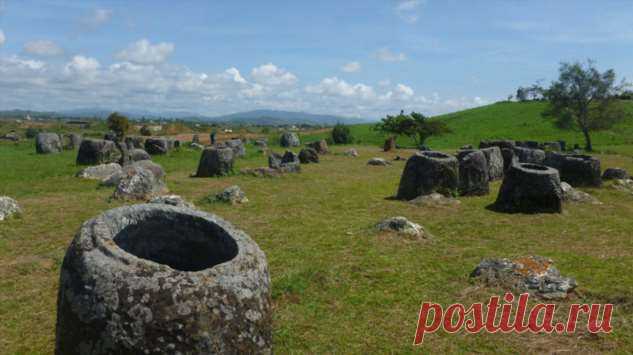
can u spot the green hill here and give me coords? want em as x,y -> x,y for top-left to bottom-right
304,101 -> 633,155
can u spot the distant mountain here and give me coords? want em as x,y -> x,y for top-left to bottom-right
2,107 -> 372,125
208,110 -> 370,125
57,108 -> 202,120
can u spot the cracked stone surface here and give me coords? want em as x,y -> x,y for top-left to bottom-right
561,182 -> 602,205
376,216 -> 428,239
212,186 -> 249,205
55,204 -> 272,354
112,165 -> 168,201
471,256 -> 577,300
367,157 -> 391,166
76,163 -> 123,181
0,196 -> 21,221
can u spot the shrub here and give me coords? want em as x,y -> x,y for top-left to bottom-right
139,125 -> 152,136
107,112 -> 130,138
331,123 -> 353,144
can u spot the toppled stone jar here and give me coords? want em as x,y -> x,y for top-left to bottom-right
55,204 -> 272,354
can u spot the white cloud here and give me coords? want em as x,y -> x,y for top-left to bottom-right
1,56 -> 46,71
251,63 -> 297,86
0,29 -> 5,46
305,77 -> 376,100
395,83 -> 415,99
24,40 -> 64,56
395,0 -> 424,24
223,67 -> 247,84
0,51 -> 488,119
64,55 -> 100,78
81,8 -> 113,28
374,48 -> 407,62
115,39 -> 175,65
341,61 -> 361,73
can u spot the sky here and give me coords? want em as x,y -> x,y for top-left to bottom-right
0,0 -> 632,119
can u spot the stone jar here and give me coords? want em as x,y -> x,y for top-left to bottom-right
494,163 -> 563,213
56,204 -> 272,354
396,151 -> 459,200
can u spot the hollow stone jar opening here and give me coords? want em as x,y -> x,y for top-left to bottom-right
113,212 -> 238,272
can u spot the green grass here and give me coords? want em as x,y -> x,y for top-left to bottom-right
303,101 -> 633,152
2,137 -> 633,353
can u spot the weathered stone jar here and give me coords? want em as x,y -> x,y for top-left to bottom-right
396,151 -> 459,200
56,204 -> 272,354
494,163 -> 563,213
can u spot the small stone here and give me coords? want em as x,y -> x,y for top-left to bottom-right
76,163 -> 123,181
298,148 -> 319,164
470,256 -> 576,300
212,185 -> 248,205
306,139 -> 328,154
376,216 -> 428,239
240,167 -> 281,178
560,182 -> 602,204
0,196 -> 21,221
344,148 -> 359,157
149,195 -> 195,209
409,193 -> 461,207
128,148 -> 151,162
611,179 -> 633,195
367,157 -> 391,166
602,167 -> 629,180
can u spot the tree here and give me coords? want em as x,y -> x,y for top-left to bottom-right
331,123 -> 353,144
516,87 -> 528,102
374,110 -> 451,147
542,60 -> 627,151
107,112 -> 130,139
139,125 -> 152,136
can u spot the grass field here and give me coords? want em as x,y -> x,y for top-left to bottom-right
1,130 -> 633,353
301,101 -> 633,153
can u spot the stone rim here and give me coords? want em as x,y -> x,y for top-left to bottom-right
80,204 -> 257,276
514,163 -> 558,175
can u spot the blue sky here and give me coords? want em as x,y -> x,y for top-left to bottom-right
0,0 -> 632,118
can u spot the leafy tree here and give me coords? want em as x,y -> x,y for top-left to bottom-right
516,83 -> 545,102
542,60 -> 628,151
139,125 -> 152,136
374,110 -> 451,147
107,112 -> 130,139
331,123 -> 353,144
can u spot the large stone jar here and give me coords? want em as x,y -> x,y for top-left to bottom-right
494,163 -> 563,213
55,204 -> 272,354
396,151 -> 459,200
